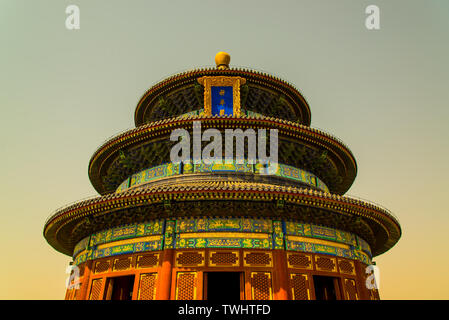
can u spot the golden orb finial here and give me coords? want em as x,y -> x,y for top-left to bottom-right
215,51 -> 231,70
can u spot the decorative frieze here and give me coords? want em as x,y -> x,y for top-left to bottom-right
72,218 -> 372,265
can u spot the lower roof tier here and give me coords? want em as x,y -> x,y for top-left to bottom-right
44,180 -> 400,258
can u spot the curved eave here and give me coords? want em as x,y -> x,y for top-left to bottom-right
44,183 -> 400,258
88,115 -> 357,195
134,68 -> 312,126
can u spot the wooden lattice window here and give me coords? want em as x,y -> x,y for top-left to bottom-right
344,278 -> 359,300
137,273 -> 158,300
315,256 -> 337,272
94,260 -> 111,274
287,253 -> 312,269
175,272 -> 197,300
290,273 -> 311,300
250,272 -> 273,300
243,252 -> 272,267
137,253 -> 159,268
209,251 -> 239,267
338,259 -> 355,275
89,279 -> 103,300
175,251 -> 205,267
113,257 -> 132,271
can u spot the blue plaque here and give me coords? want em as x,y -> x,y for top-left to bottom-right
211,86 -> 233,116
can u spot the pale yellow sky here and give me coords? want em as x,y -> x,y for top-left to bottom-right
0,0 -> 448,299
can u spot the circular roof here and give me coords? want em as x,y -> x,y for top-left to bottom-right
88,115 -> 357,195
134,68 -> 312,126
44,179 -> 400,257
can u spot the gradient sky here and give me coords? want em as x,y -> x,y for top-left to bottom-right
1,0 -> 448,299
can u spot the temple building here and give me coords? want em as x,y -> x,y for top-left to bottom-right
44,52 -> 401,300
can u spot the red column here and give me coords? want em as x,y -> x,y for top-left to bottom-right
355,261 -> 376,300
273,250 -> 289,300
156,249 -> 174,300
77,260 -> 93,300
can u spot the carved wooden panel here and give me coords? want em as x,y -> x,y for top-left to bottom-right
94,260 -> 111,274
314,256 -> 337,273
175,251 -> 205,267
88,279 -> 103,300
287,253 -> 312,270
137,253 -> 160,268
344,278 -> 359,300
243,251 -> 272,267
113,257 -> 132,271
137,273 -> 158,300
290,273 -> 311,300
338,259 -> 355,275
250,272 -> 273,300
209,251 -> 239,267
175,272 -> 198,300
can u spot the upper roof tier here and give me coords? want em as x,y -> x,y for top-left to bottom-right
88,116 -> 357,196
134,53 -> 312,126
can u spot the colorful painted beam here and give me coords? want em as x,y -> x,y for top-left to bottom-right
72,218 -> 372,266
116,162 -> 329,193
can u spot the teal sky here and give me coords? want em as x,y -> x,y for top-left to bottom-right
0,0 -> 448,299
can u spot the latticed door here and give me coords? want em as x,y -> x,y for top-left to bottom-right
137,273 -> 158,300
250,272 -> 273,300
290,273 -> 311,300
88,279 -> 103,300
344,278 -> 359,300
175,272 -> 199,300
